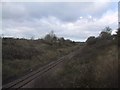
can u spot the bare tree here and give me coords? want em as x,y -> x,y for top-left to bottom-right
99,26 -> 112,38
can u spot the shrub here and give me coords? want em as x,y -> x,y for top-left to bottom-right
86,36 -> 96,45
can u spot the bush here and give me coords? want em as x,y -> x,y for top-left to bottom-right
86,36 -> 96,45
99,26 -> 112,40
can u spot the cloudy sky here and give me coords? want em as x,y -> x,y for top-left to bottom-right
2,1 -> 118,41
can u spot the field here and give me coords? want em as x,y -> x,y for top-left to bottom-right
42,38 -> 118,88
2,31 -> 118,88
2,38 -> 82,84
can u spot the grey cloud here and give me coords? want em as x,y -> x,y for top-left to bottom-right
2,2 -> 116,22
2,2 -> 118,41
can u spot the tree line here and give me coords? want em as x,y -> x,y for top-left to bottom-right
86,26 -> 118,45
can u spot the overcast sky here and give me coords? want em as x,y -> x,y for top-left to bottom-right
2,1 -> 118,41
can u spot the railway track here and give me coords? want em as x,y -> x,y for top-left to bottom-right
2,53 -> 73,89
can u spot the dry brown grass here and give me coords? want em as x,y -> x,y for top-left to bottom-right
40,39 -> 118,88
2,38 -> 80,84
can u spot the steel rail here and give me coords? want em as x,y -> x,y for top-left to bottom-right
2,55 -> 67,89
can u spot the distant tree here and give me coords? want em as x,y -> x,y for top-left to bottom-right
117,28 -> 120,36
59,37 -> 65,42
53,35 -> 57,42
99,26 -> 112,39
44,34 -> 51,41
86,36 -> 96,45
66,39 -> 72,43
44,30 -> 58,43
104,26 -> 112,33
